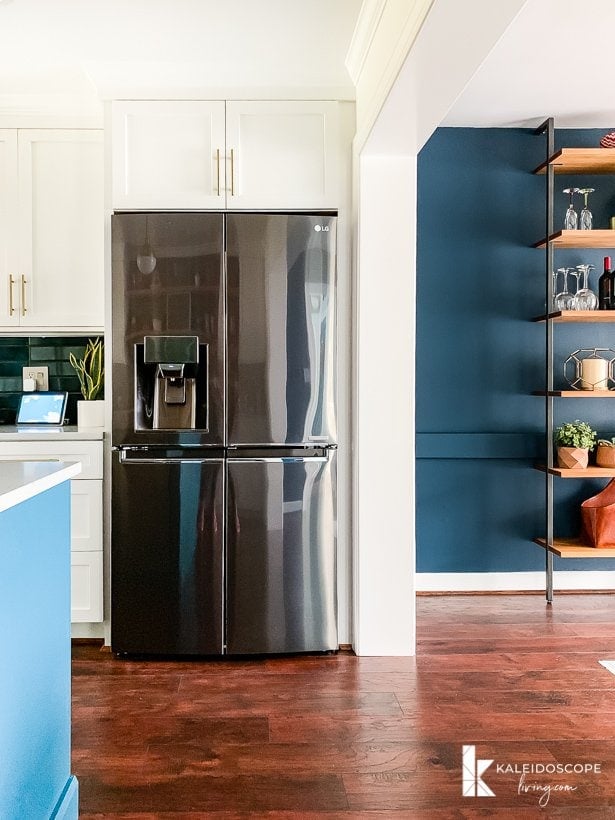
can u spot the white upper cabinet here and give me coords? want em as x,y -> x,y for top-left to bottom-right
112,101 -> 226,209
0,129 -> 104,331
111,100 -> 340,210
0,131 -> 19,326
18,130 -> 104,329
225,101 -> 339,209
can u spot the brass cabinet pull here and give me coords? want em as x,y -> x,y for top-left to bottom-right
8,274 -> 15,316
216,148 -> 220,196
230,148 -> 235,196
21,275 -> 26,316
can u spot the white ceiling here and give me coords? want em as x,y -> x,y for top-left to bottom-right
0,0 -> 360,115
443,0 -> 615,128
1,0 -> 613,129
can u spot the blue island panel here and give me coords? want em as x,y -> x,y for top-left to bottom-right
0,482 -> 78,820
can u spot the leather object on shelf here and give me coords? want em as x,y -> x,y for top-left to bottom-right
581,478 -> 615,547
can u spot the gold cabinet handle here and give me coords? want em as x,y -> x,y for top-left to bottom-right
216,148 -> 220,196
8,274 -> 15,316
21,275 -> 26,316
230,148 -> 235,196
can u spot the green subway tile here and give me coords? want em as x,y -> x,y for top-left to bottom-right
0,363 -> 26,377
0,377 -> 23,392
0,349 -> 29,365
0,337 -> 28,348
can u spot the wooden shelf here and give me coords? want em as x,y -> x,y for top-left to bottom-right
534,148 -> 615,175
532,310 -> 615,323
534,537 -> 615,558
533,389 -> 615,397
536,464 -> 615,478
534,230 -> 615,249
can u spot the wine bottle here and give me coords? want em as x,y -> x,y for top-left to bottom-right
599,256 -> 612,309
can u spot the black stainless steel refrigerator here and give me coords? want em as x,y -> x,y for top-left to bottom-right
111,212 -> 337,655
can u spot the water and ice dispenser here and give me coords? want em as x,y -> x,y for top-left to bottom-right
134,335 -> 208,431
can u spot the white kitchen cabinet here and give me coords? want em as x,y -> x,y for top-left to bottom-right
0,129 -> 104,331
225,101 -> 339,209
0,439 -> 104,623
112,101 -> 226,209
111,100 -> 340,210
0,131 -> 19,327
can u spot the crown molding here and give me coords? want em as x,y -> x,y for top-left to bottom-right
345,0 -> 388,84
353,0 -> 435,152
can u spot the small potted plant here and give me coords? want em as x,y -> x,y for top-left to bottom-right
554,420 -> 597,469
69,337 -> 104,428
596,437 -> 615,468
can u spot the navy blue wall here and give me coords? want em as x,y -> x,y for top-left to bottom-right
416,127 -> 615,573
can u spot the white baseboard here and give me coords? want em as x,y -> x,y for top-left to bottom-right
416,571 -> 615,592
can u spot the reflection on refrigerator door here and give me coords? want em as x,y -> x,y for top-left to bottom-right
111,450 -> 224,655
227,213 -> 336,446
226,452 -> 337,654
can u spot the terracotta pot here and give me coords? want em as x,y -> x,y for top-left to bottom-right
557,446 -> 589,469
596,445 -> 615,468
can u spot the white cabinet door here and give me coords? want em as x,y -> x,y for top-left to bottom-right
112,101 -> 226,209
225,101 -> 340,209
71,551 -> 103,622
0,130 -> 19,326
18,130 -> 104,329
70,479 -> 103,551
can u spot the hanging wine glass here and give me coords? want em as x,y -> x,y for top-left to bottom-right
563,187 -> 581,230
568,266 -> 582,309
579,188 -> 595,230
551,269 -> 560,311
554,267 -> 576,310
574,263 -> 598,310
137,215 -> 157,275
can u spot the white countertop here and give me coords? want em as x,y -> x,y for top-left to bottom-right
0,426 -> 103,441
0,461 -> 82,512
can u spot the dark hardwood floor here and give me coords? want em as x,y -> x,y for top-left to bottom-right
72,594 -> 615,817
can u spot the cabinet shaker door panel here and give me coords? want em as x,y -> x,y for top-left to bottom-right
226,101 -> 340,209
112,101 -> 226,208
71,551 -> 103,623
18,129 -> 104,328
0,130 -> 18,326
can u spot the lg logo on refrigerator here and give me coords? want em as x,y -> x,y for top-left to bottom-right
313,225 -> 330,232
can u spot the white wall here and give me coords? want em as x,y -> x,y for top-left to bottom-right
349,0 -> 531,655
353,154 -> 416,656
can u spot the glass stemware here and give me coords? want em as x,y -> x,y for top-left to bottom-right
554,267 -> 576,310
579,188 -> 595,230
569,266 -> 582,308
574,263 -> 598,310
563,187 -> 581,230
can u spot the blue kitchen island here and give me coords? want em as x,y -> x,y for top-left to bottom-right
0,460 -> 81,820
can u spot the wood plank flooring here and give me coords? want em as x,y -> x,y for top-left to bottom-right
72,594 -> 615,817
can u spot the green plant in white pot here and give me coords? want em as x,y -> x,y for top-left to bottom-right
69,338 -> 104,428
554,420 -> 596,470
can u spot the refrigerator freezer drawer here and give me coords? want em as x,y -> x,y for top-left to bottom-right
226,453 -> 337,654
111,453 -> 224,655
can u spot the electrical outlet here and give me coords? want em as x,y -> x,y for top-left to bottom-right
22,366 -> 49,391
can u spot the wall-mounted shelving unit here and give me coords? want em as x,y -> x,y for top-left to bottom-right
533,120 -> 615,601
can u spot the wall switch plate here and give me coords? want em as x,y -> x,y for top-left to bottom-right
22,366 -> 49,391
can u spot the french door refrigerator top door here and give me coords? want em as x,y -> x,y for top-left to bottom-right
111,212 -> 225,448
226,213 -> 337,447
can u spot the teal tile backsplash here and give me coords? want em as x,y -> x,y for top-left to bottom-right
0,337 -> 101,425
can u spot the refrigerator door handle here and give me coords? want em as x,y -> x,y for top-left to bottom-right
226,456 -> 329,464
118,451 -> 223,465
